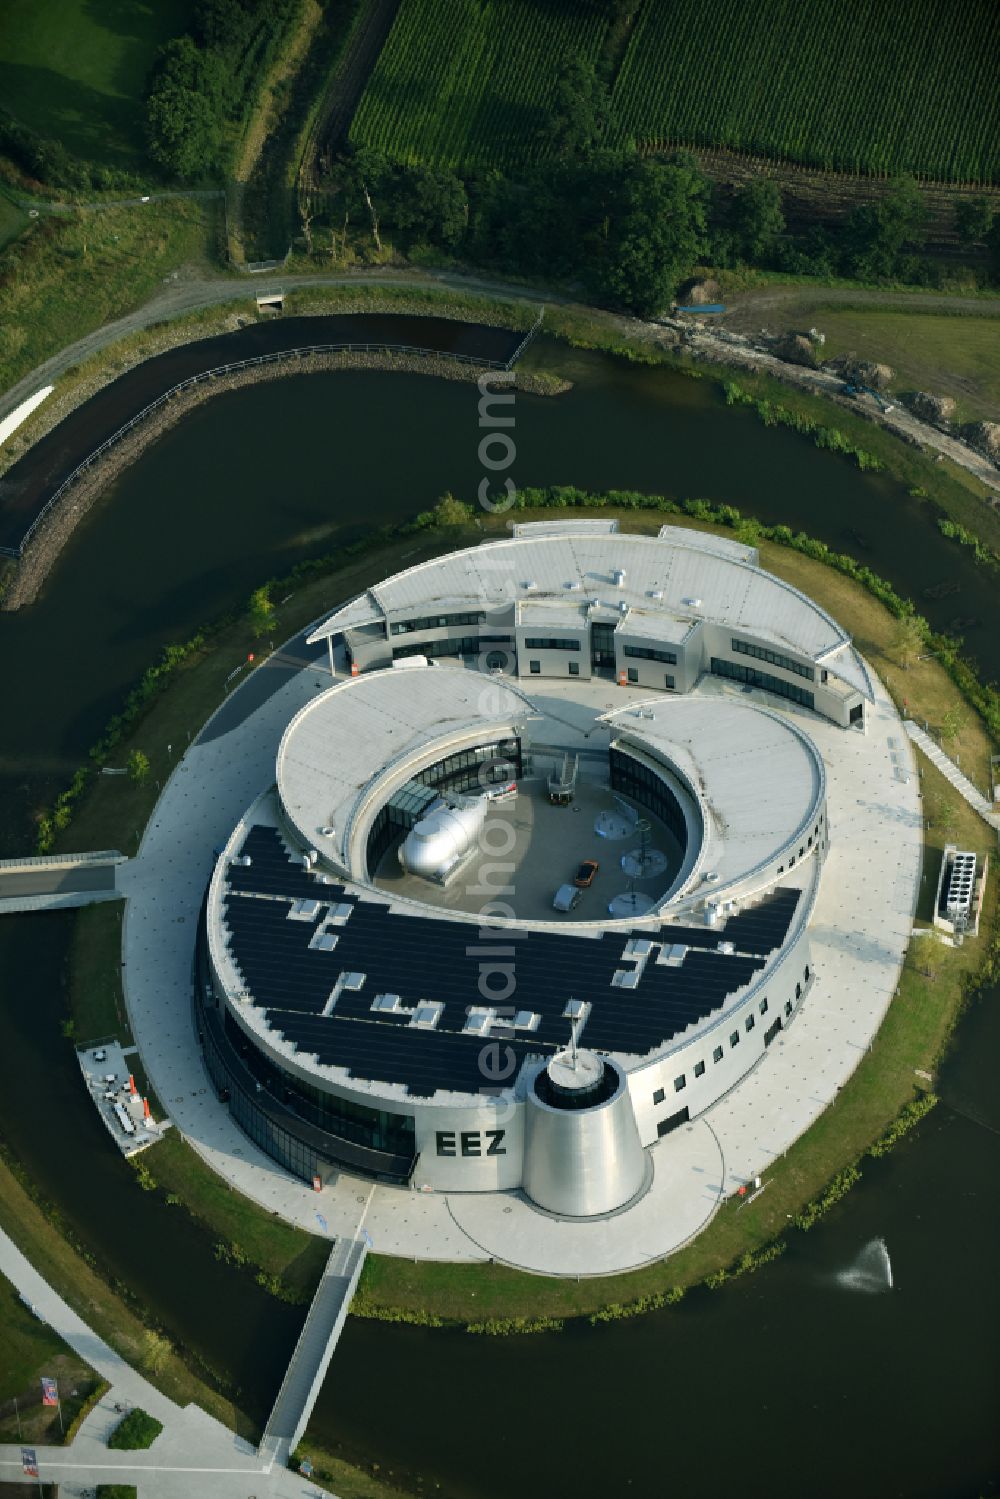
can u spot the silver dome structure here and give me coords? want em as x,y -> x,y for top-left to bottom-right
399,797 -> 488,882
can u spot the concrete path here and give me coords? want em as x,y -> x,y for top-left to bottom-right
903,720 -> 1000,831
119,628 -> 922,1275
0,851 -> 127,915
0,1231 -> 326,1497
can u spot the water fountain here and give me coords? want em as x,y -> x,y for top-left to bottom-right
835,1237 -> 894,1293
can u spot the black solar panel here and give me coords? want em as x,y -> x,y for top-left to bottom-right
220,824 -> 802,1096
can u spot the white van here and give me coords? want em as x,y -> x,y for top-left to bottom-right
552,883 -> 583,913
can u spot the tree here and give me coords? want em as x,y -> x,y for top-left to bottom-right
940,705 -> 967,747
841,177 -> 925,280
127,750 -> 151,785
432,493 -> 474,528
589,157 -> 708,315
146,37 -> 226,178
392,166 -> 468,247
954,196 -> 994,247
731,179 -> 785,262
544,54 -> 608,159
891,614 -> 925,669
249,585 -> 275,637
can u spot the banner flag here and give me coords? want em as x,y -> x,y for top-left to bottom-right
21,1446 -> 39,1476
41,1376 -> 59,1407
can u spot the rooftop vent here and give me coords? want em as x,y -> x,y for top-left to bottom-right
683,596 -> 703,608
618,600 -> 629,614
563,998 -> 586,1020
320,825 -> 336,838
371,993 -> 402,1013
522,579 -> 537,591
649,589 -> 664,601
410,1002 -> 444,1029
613,567 -> 627,587
464,1007 -> 494,1035
612,968 -> 641,989
513,1010 -> 540,1031
288,898 -> 321,922
565,580 -> 582,591
308,930 -> 339,952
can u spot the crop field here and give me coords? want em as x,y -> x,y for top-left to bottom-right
350,0 -> 999,185
0,0 -> 195,168
349,0 -> 607,169
611,0 -> 999,185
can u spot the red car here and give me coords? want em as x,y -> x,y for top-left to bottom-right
574,859 -> 599,888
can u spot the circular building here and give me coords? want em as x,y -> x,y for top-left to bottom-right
196,520 -> 870,1218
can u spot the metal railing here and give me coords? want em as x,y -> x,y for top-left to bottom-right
9,334 -> 529,558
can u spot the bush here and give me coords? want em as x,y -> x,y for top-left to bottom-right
107,1407 -> 163,1450
97,1487 -> 139,1499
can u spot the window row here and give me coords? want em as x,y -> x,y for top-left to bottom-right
732,638 -> 815,681
651,979 -> 809,1108
625,667 -> 676,689
623,644 -> 678,665
390,611 -> 482,635
523,636 -> 581,652
711,657 -> 815,709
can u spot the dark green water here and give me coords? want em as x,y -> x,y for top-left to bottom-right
0,335 -> 996,1495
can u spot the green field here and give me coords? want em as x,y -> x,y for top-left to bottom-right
0,0 -> 195,168
349,0 -> 607,168
812,308 -> 1000,421
612,0 -> 999,183
350,0 -> 1000,185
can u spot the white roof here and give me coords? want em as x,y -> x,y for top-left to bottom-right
276,667 -> 529,868
654,524 -> 758,564
609,695 -> 824,896
307,531 -> 849,664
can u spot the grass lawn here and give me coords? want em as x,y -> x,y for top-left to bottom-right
0,0 -> 195,170
138,1131 -> 329,1303
97,1487 -> 138,1499
0,189 -> 26,249
0,1270 -> 105,1444
0,197 -> 217,398
67,901 -> 130,1045
816,308 -> 1000,423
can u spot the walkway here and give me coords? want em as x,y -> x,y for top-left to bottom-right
258,1221 -> 370,1468
0,851 -> 126,915
903,720 -> 1000,831
0,1229 -> 324,1498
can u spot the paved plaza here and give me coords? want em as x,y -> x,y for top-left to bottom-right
117,625 -> 923,1276
0,1230 -> 324,1498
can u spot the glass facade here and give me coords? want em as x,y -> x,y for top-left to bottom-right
394,635 -> 481,661
731,638 -> 814,681
623,644 -> 678,664
195,918 -> 416,1183
523,636 -> 581,652
591,622 -> 616,669
366,738 -> 523,871
390,611 -> 482,635
609,747 -> 688,848
711,657 -> 815,709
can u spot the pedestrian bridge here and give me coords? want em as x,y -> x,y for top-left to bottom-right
258,1228 -> 370,1470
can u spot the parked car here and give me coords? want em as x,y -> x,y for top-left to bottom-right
574,859 -> 599,888
552,883 -> 583,912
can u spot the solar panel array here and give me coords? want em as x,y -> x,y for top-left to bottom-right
220,826 -> 800,1097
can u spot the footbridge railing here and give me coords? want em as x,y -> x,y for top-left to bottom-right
258,1229 -> 369,1470
8,333 -> 529,559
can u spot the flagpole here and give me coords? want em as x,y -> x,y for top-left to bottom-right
14,1393 -> 20,1439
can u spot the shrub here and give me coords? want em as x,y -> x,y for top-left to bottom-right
107,1408 -> 163,1450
